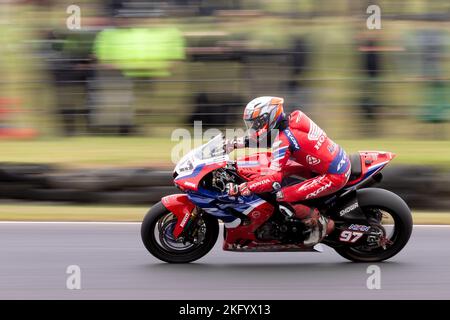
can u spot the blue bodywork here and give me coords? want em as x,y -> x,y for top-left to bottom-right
187,187 -> 264,223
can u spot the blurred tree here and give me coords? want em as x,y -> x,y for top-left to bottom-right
94,27 -> 185,78
357,36 -> 384,137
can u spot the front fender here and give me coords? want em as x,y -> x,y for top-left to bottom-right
161,194 -> 196,238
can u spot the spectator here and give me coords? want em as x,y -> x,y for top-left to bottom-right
416,29 -> 450,127
283,36 -> 311,115
357,34 -> 384,136
43,29 -> 96,136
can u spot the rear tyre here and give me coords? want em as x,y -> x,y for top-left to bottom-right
141,201 -> 219,263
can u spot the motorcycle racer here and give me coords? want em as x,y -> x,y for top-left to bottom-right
225,96 -> 351,246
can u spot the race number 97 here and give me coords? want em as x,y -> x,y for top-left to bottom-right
339,230 -> 363,243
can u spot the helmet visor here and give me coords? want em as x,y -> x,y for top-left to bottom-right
244,114 -> 269,131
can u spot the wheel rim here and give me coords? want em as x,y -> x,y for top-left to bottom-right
153,211 -> 207,253
347,207 -> 399,256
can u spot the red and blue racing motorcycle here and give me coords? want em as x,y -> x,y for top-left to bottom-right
141,135 -> 412,263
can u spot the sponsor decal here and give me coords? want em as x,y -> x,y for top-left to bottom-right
329,149 -> 349,174
252,211 -> 261,219
307,120 -> 323,141
284,129 -> 300,151
179,212 -> 190,228
339,230 -> 363,243
184,181 -> 197,188
365,152 -> 379,161
249,178 -> 271,189
308,120 -> 328,150
305,181 -> 332,199
336,156 -> 347,172
306,155 -> 321,166
339,202 -> 358,216
327,142 -> 337,154
314,133 -> 327,150
349,224 -> 370,232
298,176 -> 325,191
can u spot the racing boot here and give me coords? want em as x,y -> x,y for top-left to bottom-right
291,204 -> 334,247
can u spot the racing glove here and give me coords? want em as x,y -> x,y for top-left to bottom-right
224,137 -> 247,154
226,182 -> 252,197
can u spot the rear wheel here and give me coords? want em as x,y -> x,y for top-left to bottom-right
141,202 -> 219,263
334,188 -> 413,262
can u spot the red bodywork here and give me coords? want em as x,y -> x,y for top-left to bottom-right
223,201 -> 276,250
346,151 -> 396,187
174,161 -> 227,192
161,194 -> 196,238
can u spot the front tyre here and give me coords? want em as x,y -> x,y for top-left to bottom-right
141,201 -> 219,263
334,188 -> 413,262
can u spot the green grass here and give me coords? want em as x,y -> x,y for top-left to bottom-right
0,203 -> 148,221
0,137 -> 449,168
0,137 -> 177,167
0,203 -> 448,224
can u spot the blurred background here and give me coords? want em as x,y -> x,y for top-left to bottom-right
0,0 -> 449,221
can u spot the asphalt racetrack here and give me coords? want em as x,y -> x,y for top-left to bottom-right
0,222 -> 448,299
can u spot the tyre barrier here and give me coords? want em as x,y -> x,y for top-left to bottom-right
0,163 -> 448,209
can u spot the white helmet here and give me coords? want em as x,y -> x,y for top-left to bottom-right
243,96 -> 285,139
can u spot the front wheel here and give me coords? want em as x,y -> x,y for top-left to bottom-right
334,188 -> 413,262
141,201 -> 219,263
